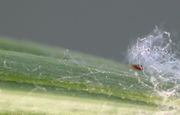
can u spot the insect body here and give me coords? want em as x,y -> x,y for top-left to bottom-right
131,64 -> 143,71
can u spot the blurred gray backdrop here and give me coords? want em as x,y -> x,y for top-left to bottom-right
0,0 -> 180,61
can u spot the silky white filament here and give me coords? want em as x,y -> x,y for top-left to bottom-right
128,27 -> 180,80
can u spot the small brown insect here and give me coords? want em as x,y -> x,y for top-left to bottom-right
131,64 -> 143,71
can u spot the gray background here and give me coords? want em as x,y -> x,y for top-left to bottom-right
0,0 -> 180,61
